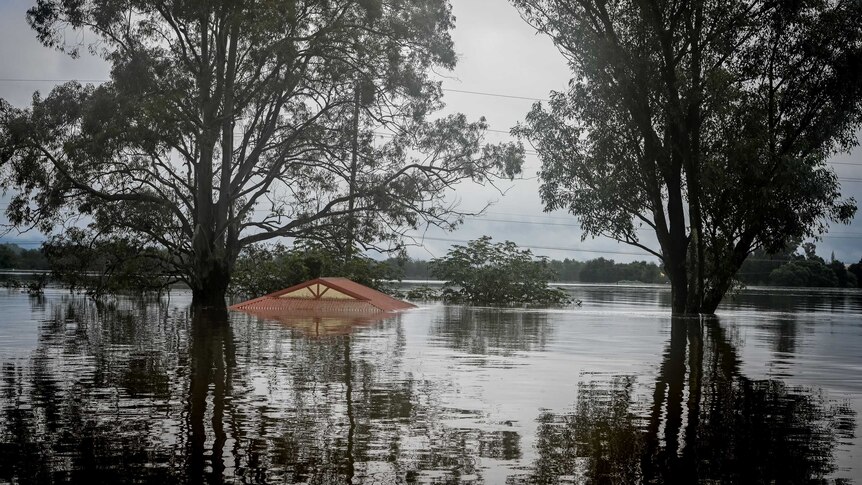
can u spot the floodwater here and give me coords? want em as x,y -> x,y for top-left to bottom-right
0,286 -> 860,483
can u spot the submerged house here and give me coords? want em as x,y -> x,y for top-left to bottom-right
229,277 -> 416,314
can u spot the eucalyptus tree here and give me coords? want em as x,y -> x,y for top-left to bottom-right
430,236 -> 571,306
0,0 -> 523,306
512,0 -> 862,313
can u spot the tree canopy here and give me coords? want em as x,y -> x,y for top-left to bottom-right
0,0 -> 523,305
0,243 -> 49,270
512,0 -> 861,313
429,236 -> 571,306
228,243 -> 399,298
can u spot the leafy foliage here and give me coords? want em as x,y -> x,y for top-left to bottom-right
769,260 -> 840,288
738,242 -> 858,288
0,244 -> 49,270
392,256 -> 667,284
0,0 -> 523,304
229,244 -> 400,298
576,258 -> 666,284
512,0 -> 862,313
43,229 -> 178,298
736,245 -> 800,286
404,285 -> 440,300
429,236 -> 571,306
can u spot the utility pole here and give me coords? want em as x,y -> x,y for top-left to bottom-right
345,80 -> 360,262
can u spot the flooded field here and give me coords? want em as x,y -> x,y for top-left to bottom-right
0,286 -> 860,483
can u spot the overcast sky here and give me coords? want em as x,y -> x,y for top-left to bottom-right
1,0 -> 861,263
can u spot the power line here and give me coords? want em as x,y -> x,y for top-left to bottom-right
416,235 -> 656,257
0,240 -> 43,246
4,200 -> 862,238
441,88 -> 547,102
467,215 -> 862,239
0,77 -> 550,101
0,78 -> 108,83
3,77 -> 862,170
479,211 -> 862,236
0,233 -> 856,264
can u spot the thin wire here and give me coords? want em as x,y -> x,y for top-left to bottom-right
0,78 -> 108,83
441,88 -> 547,102
415,235 -> 655,256
2,77 -> 862,167
0,235 -> 855,265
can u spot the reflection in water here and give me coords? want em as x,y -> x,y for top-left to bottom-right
0,295 -> 504,482
525,318 -> 857,483
531,376 -> 644,483
718,288 -> 862,314
0,288 -> 860,483
235,308 -> 397,337
430,306 -> 553,356
188,306 -> 235,483
0,299 -> 184,482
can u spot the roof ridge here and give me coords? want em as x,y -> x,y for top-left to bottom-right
230,277 -> 415,312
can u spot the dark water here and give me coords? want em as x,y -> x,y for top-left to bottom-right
0,286 -> 860,483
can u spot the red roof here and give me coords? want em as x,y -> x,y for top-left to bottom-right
229,277 -> 416,313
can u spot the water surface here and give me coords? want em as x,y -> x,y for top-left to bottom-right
0,286 -> 860,483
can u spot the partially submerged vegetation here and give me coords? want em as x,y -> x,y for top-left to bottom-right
512,0 -> 862,314
0,243 -> 48,270
391,256 -> 667,284
3,238 -> 859,306
738,243 -> 860,288
42,230 -> 178,299
229,244 -> 398,299
0,1 -> 860,313
429,237 -> 571,307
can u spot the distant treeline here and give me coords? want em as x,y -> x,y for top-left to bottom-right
394,244 -> 862,288
4,241 -> 861,289
737,243 -> 861,288
389,256 -> 668,284
0,244 -> 49,270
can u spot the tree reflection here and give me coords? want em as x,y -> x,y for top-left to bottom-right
1,295 -> 533,483
187,306 -> 236,484
531,377 -> 644,483
242,316 -> 484,483
526,317 -> 856,483
0,298 -> 185,483
430,306 -> 553,356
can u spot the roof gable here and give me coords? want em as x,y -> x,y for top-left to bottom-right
279,282 -> 359,300
229,277 -> 415,313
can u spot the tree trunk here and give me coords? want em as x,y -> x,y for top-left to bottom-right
192,283 -> 229,308
190,246 -> 231,308
701,257 -> 743,315
668,263 -> 690,315
188,305 -> 233,481
345,81 -> 361,261
701,279 -> 730,315
700,233 -> 756,314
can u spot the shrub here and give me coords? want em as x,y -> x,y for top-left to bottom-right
405,285 -> 440,300
43,230 -> 176,298
768,259 -> 839,287
429,236 -> 571,306
229,245 -> 401,298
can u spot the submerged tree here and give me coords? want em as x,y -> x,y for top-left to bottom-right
228,242 -> 401,298
512,0 -> 861,314
430,236 -> 571,306
0,0 -> 523,306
